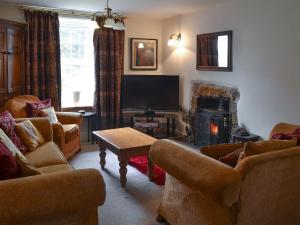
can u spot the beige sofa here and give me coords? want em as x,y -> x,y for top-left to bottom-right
2,95 -> 83,159
0,118 -> 105,225
150,123 -> 300,225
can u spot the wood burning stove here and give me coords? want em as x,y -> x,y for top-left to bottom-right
194,96 -> 231,147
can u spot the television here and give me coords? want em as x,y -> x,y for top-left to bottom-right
121,75 -> 179,112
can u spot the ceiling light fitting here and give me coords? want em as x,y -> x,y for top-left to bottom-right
168,33 -> 181,46
93,0 -> 125,30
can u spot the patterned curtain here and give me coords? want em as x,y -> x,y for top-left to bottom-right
93,25 -> 125,129
24,10 -> 61,110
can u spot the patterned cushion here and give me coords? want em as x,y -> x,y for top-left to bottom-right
0,111 -> 27,154
0,129 -> 25,158
15,120 -> 45,152
0,141 -> 19,180
40,107 -> 58,123
26,99 -> 51,117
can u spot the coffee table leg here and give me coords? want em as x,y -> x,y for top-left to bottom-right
148,155 -> 154,181
118,157 -> 128,188
99,146 -> 106,170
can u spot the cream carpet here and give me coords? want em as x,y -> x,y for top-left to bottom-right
69,142 -> 168,225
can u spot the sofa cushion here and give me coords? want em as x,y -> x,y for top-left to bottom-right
62,124 -> 80,143
0,111 -> 27,154
0,129 -> 24,158
15,120 -> 45,152
219,147 -> 244,167
0,141 -> 19,180
25,142 -> 67,167
26,99 -> 51,117
37,164 -> 73,174
16,154 -> 41,177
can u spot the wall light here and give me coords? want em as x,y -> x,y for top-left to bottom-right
138,42 -> 145,49
168,33 -> 181,46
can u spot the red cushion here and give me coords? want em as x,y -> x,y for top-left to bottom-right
26,99 -> 51,117
0,141 -> 19,180
0,111 -> 27,154
219,147 -> 243,167
271,127 -> 300,145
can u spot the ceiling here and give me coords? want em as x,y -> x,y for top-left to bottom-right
0,0 -> 230,19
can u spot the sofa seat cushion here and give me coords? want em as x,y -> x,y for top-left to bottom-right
37,164 -> 73,174
62,124 -> 80,143
25,142 -> 67,168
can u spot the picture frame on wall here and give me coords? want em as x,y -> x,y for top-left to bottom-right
130,38 -> 158,70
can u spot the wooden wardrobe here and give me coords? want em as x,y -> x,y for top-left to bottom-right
0,19 -> 25,106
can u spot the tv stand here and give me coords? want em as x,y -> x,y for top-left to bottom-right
121,111 -> 178,138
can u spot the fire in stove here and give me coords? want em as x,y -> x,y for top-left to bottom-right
210,123 -> 219,136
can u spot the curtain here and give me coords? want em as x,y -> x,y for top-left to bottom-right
24,10 -> 61,110
93,24 -> 125,129
199,36 -> 219,67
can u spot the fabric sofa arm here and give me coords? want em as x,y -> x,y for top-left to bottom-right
15,117 -> 53,142
51,122 -> 65,150
150,139 -> 241,206
56,112 -> 83,127
0,169 -> 106,225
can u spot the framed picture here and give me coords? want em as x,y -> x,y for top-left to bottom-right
130,38 -> 158,70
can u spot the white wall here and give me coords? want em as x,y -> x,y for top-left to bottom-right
162,0 -> 300,139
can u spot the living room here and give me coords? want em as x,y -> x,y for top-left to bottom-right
0,0 -> 300,225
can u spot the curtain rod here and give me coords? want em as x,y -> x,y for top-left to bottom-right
20,5 -> 102,19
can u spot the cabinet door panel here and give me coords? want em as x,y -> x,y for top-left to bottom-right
7,25 -> 24,94
7,53 -> 21,94
0,24 -> 6,52
0,52 -> 7,94
7,26 -> 21,53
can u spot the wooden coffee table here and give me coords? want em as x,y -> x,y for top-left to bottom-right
93,127 -> 157,188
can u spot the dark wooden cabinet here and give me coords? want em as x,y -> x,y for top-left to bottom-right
0,19 -> 25,106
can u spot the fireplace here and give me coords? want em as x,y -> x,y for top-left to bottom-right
194,96 -> 231,146
189,81 -> 240,147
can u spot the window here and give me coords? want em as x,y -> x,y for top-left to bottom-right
59,17 -> 95,108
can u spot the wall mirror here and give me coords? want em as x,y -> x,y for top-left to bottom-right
196,30 -> 232,71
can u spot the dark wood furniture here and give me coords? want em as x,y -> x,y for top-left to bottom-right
81,112 -> 97,143
196,30 -> 232,71
93,127 -> 157,188
0,19 -> 25,106
121,111 -> 177,138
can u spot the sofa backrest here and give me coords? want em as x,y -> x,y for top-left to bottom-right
234,146 -> 300,225
2,95 -> 40,118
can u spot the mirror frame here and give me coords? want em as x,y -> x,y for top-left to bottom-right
196,30 -> 232,72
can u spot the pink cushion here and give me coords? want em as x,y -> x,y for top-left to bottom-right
26,99 -> 51,117
219,147 -> 244,167
0,141 -> 19,180
0,111 -> 27,154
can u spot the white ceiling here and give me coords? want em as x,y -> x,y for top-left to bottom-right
0,0 -> 230,19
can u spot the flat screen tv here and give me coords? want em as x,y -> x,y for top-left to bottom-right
121,75 -> 179,112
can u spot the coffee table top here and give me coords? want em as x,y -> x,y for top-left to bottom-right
93,127 -> 157,151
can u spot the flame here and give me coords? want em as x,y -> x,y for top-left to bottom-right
210,123 -> 219,135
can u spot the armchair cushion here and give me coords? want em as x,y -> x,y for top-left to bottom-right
40,106 -> 58,123
25,142 -> 67,168
26,98 -> 51,117
63,124 -> 80,143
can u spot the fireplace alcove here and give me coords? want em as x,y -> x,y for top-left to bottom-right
190,82 -> 240,147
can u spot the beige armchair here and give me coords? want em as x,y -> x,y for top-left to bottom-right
2,95 -> 82,159
150,123 -> 300,225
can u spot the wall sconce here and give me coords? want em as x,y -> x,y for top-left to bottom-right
168,33 -> 181,46
138,42 -> 145,49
